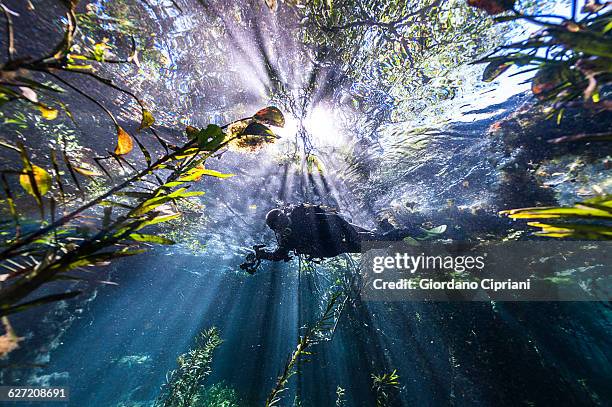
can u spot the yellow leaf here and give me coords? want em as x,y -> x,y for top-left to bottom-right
114,127 -> 133,155
188,164 -> 205,181
38,105 -> 58,120
66,64 -> 94,71
19,165 -> 52,197
68,54 -> 89,60
179,165 -> 235,182
139,109 -> 155,131
592,93 -> 600,103
73,166 -> 102,177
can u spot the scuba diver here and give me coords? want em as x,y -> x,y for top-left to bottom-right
240,204 -> 422,274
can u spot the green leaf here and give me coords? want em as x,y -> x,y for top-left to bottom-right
493,15 -> 520,23
583,195 -> 612,206
139,109 -> 155,131
136,213 -> 181,230
129,233 -> 175,245
193,124 -> 226,151
1,292 -> 81,316
482,60 -> 513,82
239,122 -> 277,139
180,168 -> 235,181
162,181 -> 185,188
64,250 -> 146,271
550,29 -> 612,58
403,236 -> 421,246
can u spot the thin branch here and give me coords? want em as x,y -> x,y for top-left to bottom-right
0,2 -> 17,61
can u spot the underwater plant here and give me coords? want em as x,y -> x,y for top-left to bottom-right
0,1 -> 150,135
0,105 -> 282,317
371,370 -> 401,407
192,382 -> 243,407
155,327 -> 223,407
469,0 -> 611,120
265,290 -> 347,407
0,0 -> 284,324
335,386 -> 346,407
501,194 -> 612,239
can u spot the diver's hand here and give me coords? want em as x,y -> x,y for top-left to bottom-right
240,245 -> 267,275
253,244 -> 266,258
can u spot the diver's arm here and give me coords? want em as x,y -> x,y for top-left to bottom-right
255,245 -> 291,262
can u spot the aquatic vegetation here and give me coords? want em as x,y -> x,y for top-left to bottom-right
371,370 -> 400,407
0,1 -> 147,135
335,386 -> 346,406
501,194 -> 612,238
0,4 -> 285,320
0,0 -> 609,406
155,327 -> 223,407
265,290 -> 347,407
470,0 -> 612,118
192,382 -> 243,407
0,105 -> 282,316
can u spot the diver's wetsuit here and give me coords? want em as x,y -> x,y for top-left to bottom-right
256,204 -> 419,262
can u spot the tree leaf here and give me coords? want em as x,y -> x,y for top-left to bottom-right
194,124 -> 226,150
493,15 -> 520,23
504,207 -> 612,219
73,165 -> 102,177
197,169 -> 234,179
136,213 -> 181,230
240,122 -> 277,138
482,60 -> 513,82
403,236 -> 421,246
1,292 -> 81,316
550,29 -> 612,59
180,167 -> 235,181
253,106 -> 285,127
139,109 -> 155,131
129,233 -> 175,245
115,191 -> 154,199
531,65 -> 574,100
38,104 -> 59,120
114,127 -> 134,155
19,165 -> 52,197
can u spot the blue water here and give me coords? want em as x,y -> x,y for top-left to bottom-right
6,247 -> 609,406
2,0 -> 612,406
